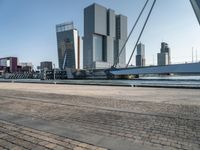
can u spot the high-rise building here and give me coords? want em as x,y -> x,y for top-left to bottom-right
190,0 -> 200,25
136,43 -> 145,67
157,53 -> 169,66
157,42 -> 171,66
56,22 -> 82,70
83,3 -> 127,69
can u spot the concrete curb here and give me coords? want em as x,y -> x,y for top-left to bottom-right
0,79 -> 200,89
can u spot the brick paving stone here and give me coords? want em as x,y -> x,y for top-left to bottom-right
0,146 -> 8,150
0,89 -> 200,150
10,146 -> 26,150
0,120 -> 107,150
73,147 -> 85,150
44,143 -> 57,149
53,146 -> 68,150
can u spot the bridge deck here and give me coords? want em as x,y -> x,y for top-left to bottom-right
110,63 -> 200,75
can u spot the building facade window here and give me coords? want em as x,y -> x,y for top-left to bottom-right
93,34 -> 103,61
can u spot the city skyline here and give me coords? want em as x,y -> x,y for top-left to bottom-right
0,0 -> 200,68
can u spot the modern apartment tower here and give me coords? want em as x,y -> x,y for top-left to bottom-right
83,3 -> 127,69
56,22 -> 82,70
157,42 -> 171,66
136,43 -> 145,67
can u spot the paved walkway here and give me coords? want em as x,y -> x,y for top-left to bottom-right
0,83 -> 200,150
0,120 -> 106,150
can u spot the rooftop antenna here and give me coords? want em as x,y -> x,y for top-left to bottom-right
196,49 -> 198,62
192,47 -> 194,63
153,55 -> 155,66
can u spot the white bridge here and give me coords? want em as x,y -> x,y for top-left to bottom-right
110,63 -> 200,75
110,0 -> 200,76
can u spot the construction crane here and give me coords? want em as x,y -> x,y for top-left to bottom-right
112,0 -> 200,69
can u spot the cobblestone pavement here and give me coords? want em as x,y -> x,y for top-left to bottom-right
0,89 -> 200,119
0,87 -> 200,150
0,120 -> 106,150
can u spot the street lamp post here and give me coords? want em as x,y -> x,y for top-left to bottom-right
53,64 -> 56,80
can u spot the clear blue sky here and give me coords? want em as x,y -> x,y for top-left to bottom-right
0,0 -> 199,67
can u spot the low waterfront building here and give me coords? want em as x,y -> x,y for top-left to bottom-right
19,62 -> 33,73
0,57 -> 18,73
40,61 -> 52,71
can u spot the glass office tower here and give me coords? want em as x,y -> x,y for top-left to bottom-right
56,22 -> 81,70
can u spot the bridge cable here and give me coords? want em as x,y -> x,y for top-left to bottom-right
126,0 -> 157,68
113,0 -> 149,68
